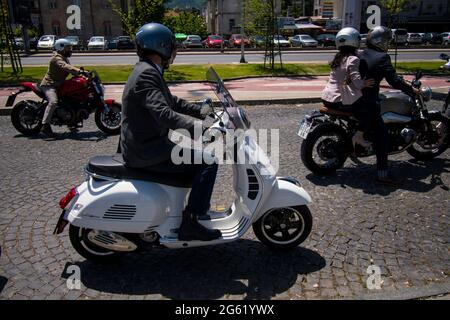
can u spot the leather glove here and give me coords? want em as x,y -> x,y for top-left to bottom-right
200,98 -> 213,117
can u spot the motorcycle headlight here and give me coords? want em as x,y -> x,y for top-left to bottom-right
421,86 -> 432,102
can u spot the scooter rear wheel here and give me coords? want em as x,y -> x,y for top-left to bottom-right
253,205 -> 312,250
69,225 -> 122,263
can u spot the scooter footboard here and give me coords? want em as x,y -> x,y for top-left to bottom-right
256,177 -> 312,220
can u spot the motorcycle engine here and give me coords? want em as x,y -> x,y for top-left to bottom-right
400,128 -> 416,144
55,106 -> 74,122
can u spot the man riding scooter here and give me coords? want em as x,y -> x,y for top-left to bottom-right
40,39 -> 87,137
359,26 -> 419,186
120,23 -> 220,241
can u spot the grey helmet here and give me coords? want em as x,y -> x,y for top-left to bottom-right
335,27 -> 361,49
54,39 -> 72,52
135,23 -> 175,60
367,26 -> 392,52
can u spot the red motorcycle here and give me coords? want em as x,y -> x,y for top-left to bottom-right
7,69 -> 121,136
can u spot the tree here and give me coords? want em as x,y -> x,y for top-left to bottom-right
109,0 -> 167,37
164,10 -> 207,37
380,0 -> 417,27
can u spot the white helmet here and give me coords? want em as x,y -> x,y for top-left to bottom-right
335,27 -> 361,49
54,39 -> 72,52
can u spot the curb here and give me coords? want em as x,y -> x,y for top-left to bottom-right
0,97 -> 322,116
358,281 -> 450,300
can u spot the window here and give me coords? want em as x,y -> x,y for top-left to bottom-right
229,19 -> 235,32
52,21 -> 61,36
49,0 -> 57,9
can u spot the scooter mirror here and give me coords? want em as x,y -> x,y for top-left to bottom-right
415,70 -> 423,80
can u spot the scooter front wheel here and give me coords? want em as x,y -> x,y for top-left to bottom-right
69,225 -> 123,263
253,205 -> 312,250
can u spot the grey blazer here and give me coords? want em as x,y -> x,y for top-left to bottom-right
120,59 -> 205,168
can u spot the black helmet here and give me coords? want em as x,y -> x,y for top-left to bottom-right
367,26 -> 392,52
135,23 -> 175,60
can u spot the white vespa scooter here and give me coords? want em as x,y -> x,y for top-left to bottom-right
54,67 -> 313,263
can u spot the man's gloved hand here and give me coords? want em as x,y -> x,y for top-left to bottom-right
200,98 -> 213,117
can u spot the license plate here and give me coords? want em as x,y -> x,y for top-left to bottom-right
297,119 -> 312,139
5,94 -> 17,107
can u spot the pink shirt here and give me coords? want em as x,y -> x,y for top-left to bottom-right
321,55 -> 365,106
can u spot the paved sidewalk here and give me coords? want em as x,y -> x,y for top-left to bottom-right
1,75 -> 449,115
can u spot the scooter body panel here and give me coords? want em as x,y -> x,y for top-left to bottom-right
67,177 -> 190,233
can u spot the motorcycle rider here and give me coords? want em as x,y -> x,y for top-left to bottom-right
40,39 -> 85,137
120,23 -> 221,241
359,26 -> 419,185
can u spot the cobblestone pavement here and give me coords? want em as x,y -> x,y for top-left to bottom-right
0,101 -> 449,300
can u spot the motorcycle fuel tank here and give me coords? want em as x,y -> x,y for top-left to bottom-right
380,91 -> 415,116
58,76 -> 91,100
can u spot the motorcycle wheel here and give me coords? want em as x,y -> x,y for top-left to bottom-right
69,225 -> 122,264
95,102 -> 121,135
10,100 -> 43,136
253,205 -> 312,250
300,123 -> 350,175
406,112 -> 449,160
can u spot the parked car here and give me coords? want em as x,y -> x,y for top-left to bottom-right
13,37 -> 24,50
203,35 -> 225,48
29,37 -> 38,50
229,34 -> 250,48
270,35 -> 289,48
407,33 -> 423,45
315,34 -> 336,47
182,35 -> 203,48
87,36 -> 106,50
64,36 -> 81,50
107,36 -> 135,50
422,32 -> 443,45
391,28 -> 408,46
441,32 -> 450,45
37,35 -> 57,50
290,34 -> 318,48
250,35 -> 265,48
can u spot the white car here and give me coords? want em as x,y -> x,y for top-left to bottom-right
273,35 -> 291,47
88,36 -> 106,50
37,35 -> 57,50
407,33 -> 423,45
442,32 -> 450,46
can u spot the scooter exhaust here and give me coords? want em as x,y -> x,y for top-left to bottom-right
87,230 -> 137,252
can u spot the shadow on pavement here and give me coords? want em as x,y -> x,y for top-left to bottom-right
67,240 -> 325,299
306,157 -> 450,196
14,130 -> 111,142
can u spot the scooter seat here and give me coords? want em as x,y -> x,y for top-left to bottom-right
319,105 -> 354,117
86,155 -> 195,188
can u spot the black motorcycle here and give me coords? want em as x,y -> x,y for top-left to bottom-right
299,71 -> 449,175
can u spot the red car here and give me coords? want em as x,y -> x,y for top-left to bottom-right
203,35 -> 225,48
229,34 -> 250,47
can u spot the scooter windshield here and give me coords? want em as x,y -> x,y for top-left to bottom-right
206,67 -> 237,109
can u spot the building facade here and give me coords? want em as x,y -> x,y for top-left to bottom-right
206,0 -> 282,35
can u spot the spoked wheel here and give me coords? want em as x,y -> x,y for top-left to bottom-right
407,113 -> 449,160
10,100 -> 43,136
69,225 -> 122,263
95,102 -> 121,135
300,123 -> 350,175
253,206 -> 312,250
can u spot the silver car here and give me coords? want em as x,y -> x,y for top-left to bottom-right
290,34 -> 318,48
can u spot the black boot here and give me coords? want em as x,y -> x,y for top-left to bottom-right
178,210 -> 222,241
41,123 -> 55,138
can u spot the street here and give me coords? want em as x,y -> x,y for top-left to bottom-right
18,49 -> 450,66
0,101 -> 448,299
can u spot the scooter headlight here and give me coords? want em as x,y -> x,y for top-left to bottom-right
421,86 -> 432,102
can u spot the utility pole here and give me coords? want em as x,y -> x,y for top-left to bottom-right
240,0 -> 246,63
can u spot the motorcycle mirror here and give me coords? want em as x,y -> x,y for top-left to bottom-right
415,70 -> 423,80
439,53 -> 449,61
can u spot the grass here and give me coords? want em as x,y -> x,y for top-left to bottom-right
0,61 -> 444,85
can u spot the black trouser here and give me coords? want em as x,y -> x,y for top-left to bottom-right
140,149 -> 218,216
322,98 -> 388,171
